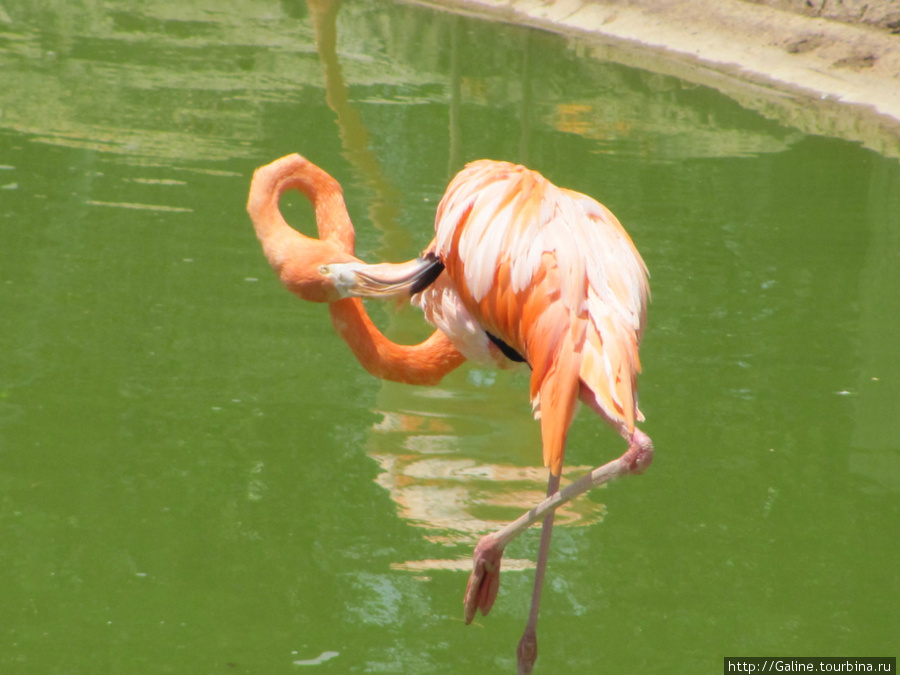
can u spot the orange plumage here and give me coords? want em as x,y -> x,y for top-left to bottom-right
417,160 -> 649,474
248,154 -> 653,674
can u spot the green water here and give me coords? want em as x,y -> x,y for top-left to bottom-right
1,1 -> 897,673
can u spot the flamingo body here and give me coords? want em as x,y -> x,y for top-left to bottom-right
416,160 -> 649,474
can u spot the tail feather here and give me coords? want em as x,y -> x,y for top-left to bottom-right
536,334 -> 581,476
528,306 -> 584,476
579,313 -> 642,433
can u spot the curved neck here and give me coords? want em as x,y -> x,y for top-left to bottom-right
247,153 -> 355,254
329,299 -> 466,386
248,153 -> 466,385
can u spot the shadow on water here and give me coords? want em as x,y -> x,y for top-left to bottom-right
0,0 -> 898,673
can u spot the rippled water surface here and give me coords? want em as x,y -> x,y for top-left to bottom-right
1,1 -> 898,672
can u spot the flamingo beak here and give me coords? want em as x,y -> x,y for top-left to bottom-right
320,255 -> 444,299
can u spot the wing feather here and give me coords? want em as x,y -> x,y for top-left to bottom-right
427,160 -> 649,449
413,272 -> 502,366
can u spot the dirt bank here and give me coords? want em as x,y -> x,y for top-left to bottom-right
414,0 -> 900,157
749,0 -> 900,34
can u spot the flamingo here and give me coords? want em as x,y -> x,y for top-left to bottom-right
247,154 -> 654,674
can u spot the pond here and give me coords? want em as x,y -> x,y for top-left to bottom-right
1,1 -> 897,673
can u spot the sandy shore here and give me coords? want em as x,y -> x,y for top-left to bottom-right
414,0 -> 900,157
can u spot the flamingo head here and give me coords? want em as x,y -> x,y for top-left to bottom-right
262,230 -> 362,304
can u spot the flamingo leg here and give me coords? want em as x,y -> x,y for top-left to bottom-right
464,429 -> 654,668
516,472 -> 560,675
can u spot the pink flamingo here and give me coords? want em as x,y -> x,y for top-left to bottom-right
247,154 -> 653,673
